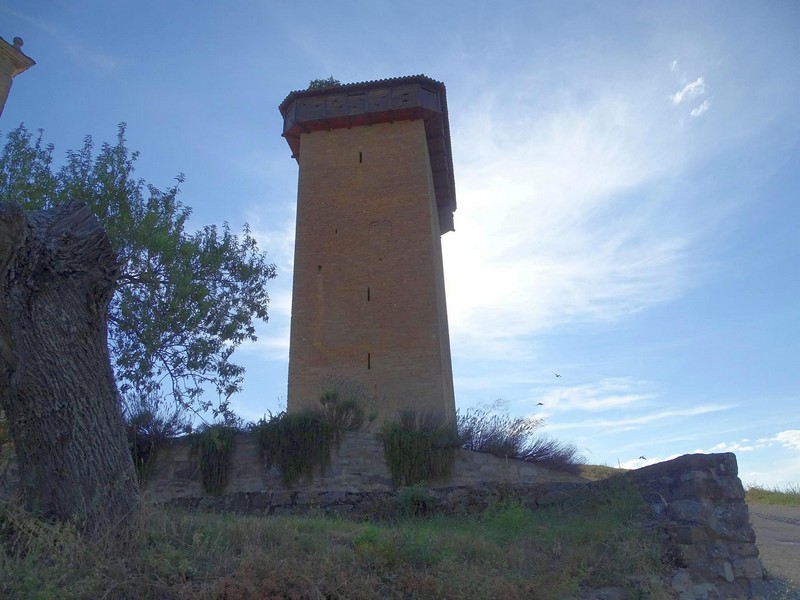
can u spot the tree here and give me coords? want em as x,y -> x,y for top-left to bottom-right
0,124 -> 277,417
0,202 -> 138,533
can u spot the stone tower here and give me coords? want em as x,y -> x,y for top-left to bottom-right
0,36 -> 35,118
279,75 -> 457,425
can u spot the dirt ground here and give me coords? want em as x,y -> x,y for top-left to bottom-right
749,502 -> 800,599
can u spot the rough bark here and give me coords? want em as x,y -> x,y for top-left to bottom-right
0,201 -> 138,534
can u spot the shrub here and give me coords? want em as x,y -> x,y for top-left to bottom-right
254,381 -> 375,485
457,405 -> 585,474
319,391 -> 365,432
254,411 -> 337,485
122,393 -> 191,484
191,424 -> 237,495
381,409 -> 461,486
318,375 -> 379,429
396,485 -> 438,518
307,76 -> 341,89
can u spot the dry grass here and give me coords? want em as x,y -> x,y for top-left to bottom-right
0,481 -> 673,599
745,483 -> 800,507
578,464 -> 627,481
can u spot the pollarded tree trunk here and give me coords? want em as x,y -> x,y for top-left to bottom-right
0,201 -> 138,534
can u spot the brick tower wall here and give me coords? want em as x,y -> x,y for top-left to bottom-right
287,119 -> 455,425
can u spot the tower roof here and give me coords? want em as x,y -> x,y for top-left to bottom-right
0,36 -> 35,77
279,75 -> 456,232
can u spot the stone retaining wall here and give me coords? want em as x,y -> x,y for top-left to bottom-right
159,449 -> 767,600
141,431 -> 583,503
2,437 -> 768,598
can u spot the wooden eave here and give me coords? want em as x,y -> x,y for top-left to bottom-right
0,37 -> 35,76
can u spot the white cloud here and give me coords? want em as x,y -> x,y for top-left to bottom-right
707,440 -> 756,453
619,454 -> 680,470
671,77 -> 705,105
770,430 -> 800,450
758,429 -> 800,450
690,99 -> 710,117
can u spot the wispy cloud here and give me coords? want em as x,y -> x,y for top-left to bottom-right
1,6 -> 121,71
443,78 -> 700,358
546,404 -> 734,433
690,100 -> 710,118
538,378 -> 654,412
671,77 -> 705,105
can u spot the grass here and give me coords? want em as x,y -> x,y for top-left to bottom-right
745,483 -> 800,507
577,464 -> 627,481
0,481 -> 674,599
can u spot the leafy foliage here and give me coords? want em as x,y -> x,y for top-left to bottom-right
457,404 -> 585,474
0,124 -> 277,416
381,410 -> 461,486
122,393 -> 192,484
307,76 -> 341,90
191,424 -> 238,495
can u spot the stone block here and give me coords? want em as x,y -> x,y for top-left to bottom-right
732,557 -> 763,579
670,525 -> 716,545
669,498 -> 715,523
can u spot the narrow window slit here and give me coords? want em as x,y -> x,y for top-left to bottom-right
359,151 -> 363,163
367,287 -> 371,301
317,265 -> 322,273
367,353 -> 371,370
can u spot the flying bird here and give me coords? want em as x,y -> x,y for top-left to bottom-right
639,456 -> 647,460
555,373 -> 561,378
536,402 -> 544,406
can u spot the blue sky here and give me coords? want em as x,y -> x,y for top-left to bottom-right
2,1 -> 798,487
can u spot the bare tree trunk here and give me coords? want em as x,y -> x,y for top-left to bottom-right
0,202 -> 138,534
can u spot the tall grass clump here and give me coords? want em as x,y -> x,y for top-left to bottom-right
381,410 -> 461,486
458,404 -> 586,474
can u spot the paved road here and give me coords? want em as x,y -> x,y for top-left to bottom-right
749,503 -> 800,599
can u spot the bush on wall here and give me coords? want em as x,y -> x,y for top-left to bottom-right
123,393 -> 192,485
255,381 -> 374,486
254,411 -> 337,486
380,410 -> 461,487
191,424 -> 237,495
